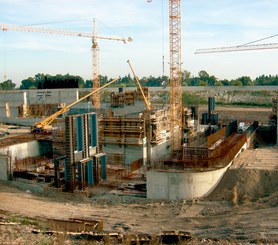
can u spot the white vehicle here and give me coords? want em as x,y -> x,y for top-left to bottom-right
238,122 -> 245,133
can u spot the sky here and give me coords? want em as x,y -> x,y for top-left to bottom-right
1,0 -> 278,86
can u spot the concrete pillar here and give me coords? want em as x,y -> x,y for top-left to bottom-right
5,103 -> 10,118
76,89 -> 79,101
22,91 -> 28,117
23,91 -> 27,105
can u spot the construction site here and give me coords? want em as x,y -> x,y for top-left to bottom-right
0,1 -> 278,244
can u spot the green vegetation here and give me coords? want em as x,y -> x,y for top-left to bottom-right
182,92 -> 207,105
0,79 -> 16,90
8,215 -> 38,226
0,69 -> 277,90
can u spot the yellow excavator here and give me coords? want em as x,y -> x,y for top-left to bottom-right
33,77 -> 120,132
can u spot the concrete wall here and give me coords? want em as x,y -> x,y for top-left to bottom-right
0,141 -> 40,164
0,155 -> 9,180
151,140 -> 170,160
0,89 -> 79,119
103,144 -> 146,166
147,162 -> 232,200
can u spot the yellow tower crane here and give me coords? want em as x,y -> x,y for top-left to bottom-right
0,22 -> 132,109
147,0 -> 183,159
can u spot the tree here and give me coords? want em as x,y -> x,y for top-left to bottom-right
231,80 -> 242,86
20,77 -> 35,89
35,73 -> 46,88
198,70 -> 209,79
237,76 -> 252,86
0,79 -> 16,90
182,70 -> 191,86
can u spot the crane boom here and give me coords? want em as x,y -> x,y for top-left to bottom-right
127,60 -> 152,166
34,76 -> 120,130
195,42 -> 278,54
0,23 -> 132,43
127,60 -> 151,111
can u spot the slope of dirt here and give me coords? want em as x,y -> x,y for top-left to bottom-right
207,168 -> 278,204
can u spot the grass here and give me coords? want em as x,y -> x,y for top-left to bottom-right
7,215 -> 38,226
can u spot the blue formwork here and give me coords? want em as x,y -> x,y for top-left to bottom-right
90,113 -> 97,147
76,116 -> 84,151
87,160 -> 94,186
202,112 -> 209,124
208,97 -> 215,112
77,162 -> 82,182
100,154 -> 107,180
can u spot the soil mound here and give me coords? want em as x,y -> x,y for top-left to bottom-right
207,168 -> 278,205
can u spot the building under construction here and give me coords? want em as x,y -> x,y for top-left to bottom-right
0,87 -> 277,200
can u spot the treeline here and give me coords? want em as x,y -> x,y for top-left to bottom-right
0,70 -> 277,90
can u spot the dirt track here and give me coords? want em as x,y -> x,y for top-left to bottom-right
0,146 -> 278,244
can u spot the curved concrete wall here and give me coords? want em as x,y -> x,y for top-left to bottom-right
147,161 -> 232,200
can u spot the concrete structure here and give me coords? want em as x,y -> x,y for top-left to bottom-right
147,163 -> 232,200
0,140 -> 44,180
147,121 -> 257,200
0,155 -> 11,180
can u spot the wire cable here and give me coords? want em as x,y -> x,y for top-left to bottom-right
239,33 -> 278,47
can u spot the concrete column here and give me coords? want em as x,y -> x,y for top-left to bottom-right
76,89 -> 79,101
5,103 -> 10,118
22,91 -> 28,117
23,91 -> 27,105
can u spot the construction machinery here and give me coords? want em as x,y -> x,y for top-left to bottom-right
0,22 -> 132,108
147,0 -> 183,159
34,77 -> 120,130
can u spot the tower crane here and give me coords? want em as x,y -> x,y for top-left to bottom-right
147,0 -> 183,159
195,42 -> 278,54
0,22 -> 132,108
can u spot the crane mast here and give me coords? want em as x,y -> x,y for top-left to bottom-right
147,0 -> 182,158
169,0 -> 182,158
92,18 -> 100,109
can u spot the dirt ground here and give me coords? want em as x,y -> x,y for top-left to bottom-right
198,106 -> 272,124
0,145 -> 278,244
0,106 -> 277,244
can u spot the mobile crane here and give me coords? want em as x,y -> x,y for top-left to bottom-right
127,60 -> 152,166
33,76 -> 120,131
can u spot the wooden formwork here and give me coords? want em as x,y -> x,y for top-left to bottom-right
100,115 -> 145,145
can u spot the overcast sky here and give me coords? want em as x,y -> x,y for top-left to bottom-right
1,0 -> 278,85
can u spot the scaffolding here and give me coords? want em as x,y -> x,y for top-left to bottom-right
109,87 -> 149,108
99,115 -> 145,145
